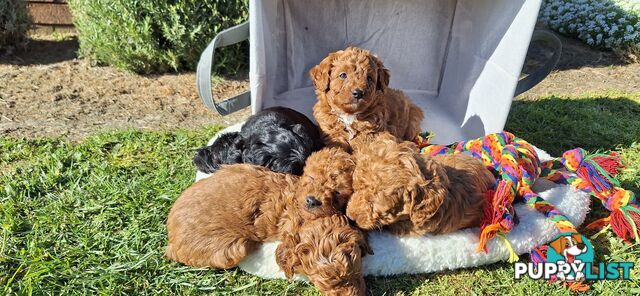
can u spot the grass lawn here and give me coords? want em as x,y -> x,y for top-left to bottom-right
2,93 -> 640,295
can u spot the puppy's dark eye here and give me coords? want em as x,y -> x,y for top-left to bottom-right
367,76 -> 373,84
306,196 -> 322,208
339,72 -> 347,80
331,191 -> 340,199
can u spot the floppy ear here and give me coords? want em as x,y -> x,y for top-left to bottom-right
407,156 -> 447,227
338,215 -> 374,256
371,55 -> 390,92
309,52 -> 337,93
241,145 -> 256,164
275,234 -> 302,279
335,148 -> 356,172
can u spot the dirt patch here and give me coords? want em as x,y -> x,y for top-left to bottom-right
1,31 -> 638,141
1,34 -> 249,141
519,29 -> 640,98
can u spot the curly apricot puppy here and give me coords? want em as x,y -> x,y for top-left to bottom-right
310,47 -> 424,149
165,147 -> 355,268
166,164 -> 297,269
276,215 -> 372,296
294,147 -> 356,220
346,133 -> 495,235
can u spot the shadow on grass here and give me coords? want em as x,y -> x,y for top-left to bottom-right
521,29 -> 628,76
506,95 -> 640,156
529,0 -> 640,71
366,273 -> 430,295
507,94 -> 640,198
0,37 -> 79,65
365,261 -> 516,295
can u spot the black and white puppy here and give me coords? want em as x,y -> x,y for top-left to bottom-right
194,107 -> 323,175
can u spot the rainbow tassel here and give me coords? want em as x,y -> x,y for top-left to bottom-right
561,149 -> 640,244
499,234 -> 519,263
477,182 -> 516,253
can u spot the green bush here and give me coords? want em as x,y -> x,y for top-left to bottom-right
69,0 -> 248,74
0,0 -> 31,50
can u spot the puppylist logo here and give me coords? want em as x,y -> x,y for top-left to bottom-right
514,233 -> 634,281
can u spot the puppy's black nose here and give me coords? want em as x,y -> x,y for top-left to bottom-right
577,243 -> 586,250
352,89 -> 364,99
306,196 -> 322,208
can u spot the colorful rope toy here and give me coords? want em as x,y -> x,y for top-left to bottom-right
414,131 -> 637,288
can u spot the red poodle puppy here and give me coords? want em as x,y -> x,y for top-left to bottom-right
277,215 -> 372,296
165,147 -> 368,295
347,133 -> 495,235
310,47 -> 424,149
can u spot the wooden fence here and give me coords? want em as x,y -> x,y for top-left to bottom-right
27,0 -> 73,27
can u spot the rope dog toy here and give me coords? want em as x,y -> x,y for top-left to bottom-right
414,131 -> 636,289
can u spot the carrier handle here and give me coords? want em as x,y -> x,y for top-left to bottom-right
514,30 -> 562,97
196,21 -> 250,116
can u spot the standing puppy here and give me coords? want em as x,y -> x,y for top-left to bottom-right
310,47 -> 423,149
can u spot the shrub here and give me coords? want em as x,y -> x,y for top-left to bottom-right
0,0 -> 31,50
69,0 -> 248,74
539,0 -> 640,56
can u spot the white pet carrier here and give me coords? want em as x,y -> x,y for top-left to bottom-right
193,0 -> 588,279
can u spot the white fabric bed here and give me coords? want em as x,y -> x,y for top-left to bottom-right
195,124 -> 591,278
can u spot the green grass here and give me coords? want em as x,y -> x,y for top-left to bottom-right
2,93 -> 640,295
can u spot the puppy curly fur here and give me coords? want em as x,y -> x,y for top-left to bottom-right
276,215 -> 373,296
193,132 -> 244,174
310,47 -> 423,149
294,147 -> 356,220
167,148 -> 362,294
166,164 -> 298,269
346,133 -> 495,235
193,107 -> 322,175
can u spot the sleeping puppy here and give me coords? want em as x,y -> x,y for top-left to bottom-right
276,215 -> 372,296
192,132 -> 244,174
193,107 -> 323,175
310,47 -> 423,149
346,133 -> 495,235
293,146 -> 357,220
166,164 -> 295,269
168,147 -> 354,268
166,148 -> 366,295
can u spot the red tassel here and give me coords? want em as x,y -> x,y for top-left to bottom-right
610,208 -> 640,243
480,189 -> 496,229
591,153 -> 624,176
566,281 -> 590,292
585,216 -> 610,230
477,189 -> 496,253
476,182 -> 515,253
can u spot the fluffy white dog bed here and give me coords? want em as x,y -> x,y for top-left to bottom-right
195,124 -> 591,278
